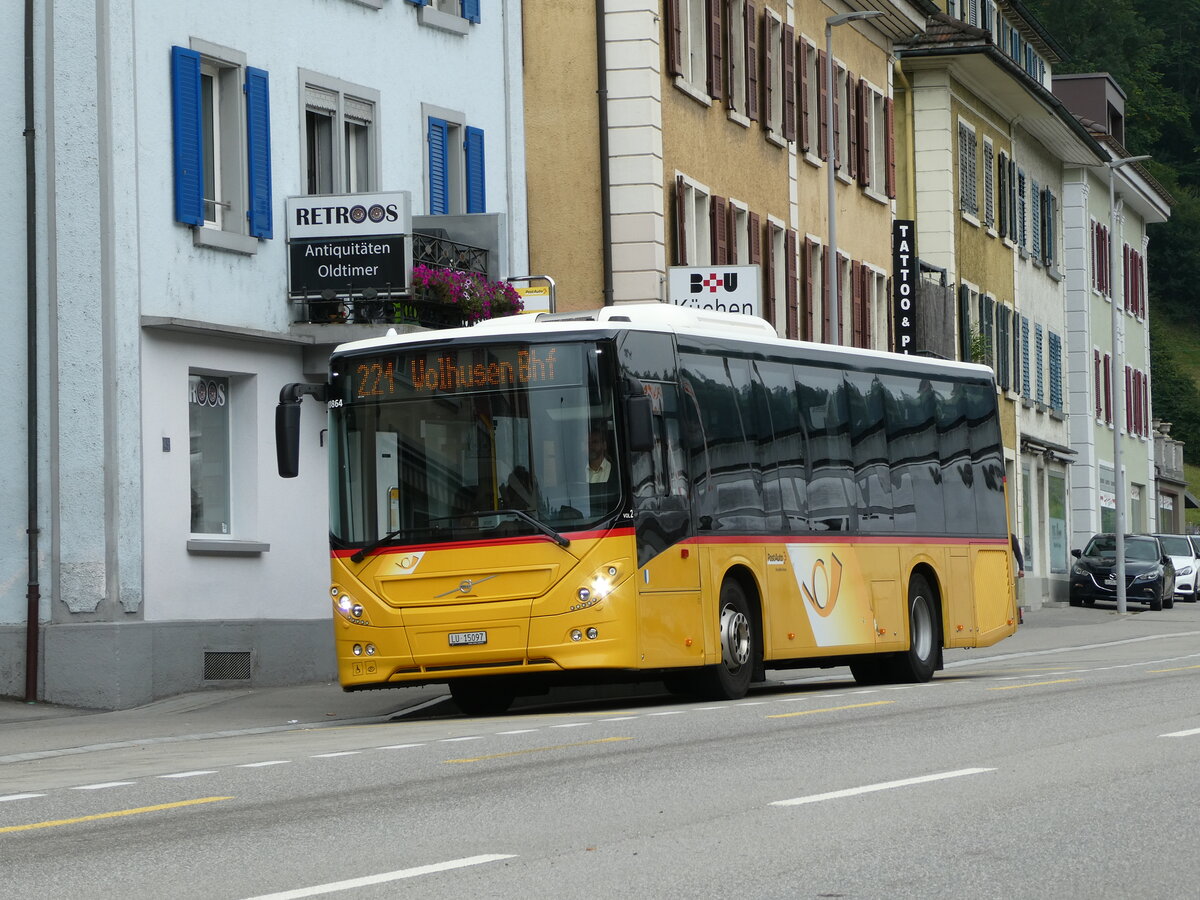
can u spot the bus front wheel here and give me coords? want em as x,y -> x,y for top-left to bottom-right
449,679 -> 516,717
693,578 -> 756,700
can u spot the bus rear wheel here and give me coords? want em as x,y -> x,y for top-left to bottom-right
692,578 -> 756,701
449,679 -> 516,716
886,574 -> 939,683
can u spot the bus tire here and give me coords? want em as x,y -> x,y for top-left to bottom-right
887,574 -> 939,683
849,658 -> 886,685
693,578 -> 756,700
449,679 -> 516,716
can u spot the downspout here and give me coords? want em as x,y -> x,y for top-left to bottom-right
892,61 -> 917,219
24,0 -> 41,702
595,0 -> 614,305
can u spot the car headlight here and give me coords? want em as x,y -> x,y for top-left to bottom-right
1131,571 -> 1158,584
1071,563 -> 1087,576
1177,565 -> 1193,577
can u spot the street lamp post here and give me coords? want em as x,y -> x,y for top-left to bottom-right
1107,154 -> 1150,615
824,10 -> 882,346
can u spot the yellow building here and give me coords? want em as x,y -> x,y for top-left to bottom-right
524,1 -> 931,350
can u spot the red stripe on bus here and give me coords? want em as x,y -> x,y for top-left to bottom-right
333,527 -> 637,559
684,534 -> 1008,547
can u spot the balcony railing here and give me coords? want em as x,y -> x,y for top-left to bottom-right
411,231 -> 488,276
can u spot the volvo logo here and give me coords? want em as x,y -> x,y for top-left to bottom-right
436,574 -> 498,598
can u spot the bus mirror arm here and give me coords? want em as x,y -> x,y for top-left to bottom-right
276,382 -> 329,478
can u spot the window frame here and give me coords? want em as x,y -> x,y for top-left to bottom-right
957,119 -> 979,223
423,103 -> 486,216
300,70 -> 381,197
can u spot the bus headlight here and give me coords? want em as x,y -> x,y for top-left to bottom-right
571,561 -> 625,612
333,588 -> 369,624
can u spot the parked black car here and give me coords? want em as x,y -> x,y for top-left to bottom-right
1069,533 -> 1176,611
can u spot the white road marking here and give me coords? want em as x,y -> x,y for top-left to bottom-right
376,743 -> 424,750
439,736 -> 483,743
72,782 -> 135,790
1160,727 -> 1200,738
0,793 -> 46,802
310,751 -> 361,759
598,716 -> 638,721
549,722 -> 590,728
237,760 -> 291,768
771,768 -> 997,807
647,710 -> 685,716
496,729 -> 538,735
239,853 -> 517,899
158,771 -> 217,779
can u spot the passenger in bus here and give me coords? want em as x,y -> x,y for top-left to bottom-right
504,466 -> 540,512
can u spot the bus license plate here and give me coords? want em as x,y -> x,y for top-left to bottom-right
449,631 -> 487,646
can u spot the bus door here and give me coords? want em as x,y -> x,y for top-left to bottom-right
631,380 -> 704,668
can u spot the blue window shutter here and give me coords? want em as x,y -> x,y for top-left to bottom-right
428,117 -> 449,215
406,0 -> 430,6
245,66 -> 273,239
171,46 -> 204,227
462,0 -> 481,23
465,126 -> 485,214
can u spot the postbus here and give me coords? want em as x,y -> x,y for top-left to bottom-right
276,303 -> 1018,714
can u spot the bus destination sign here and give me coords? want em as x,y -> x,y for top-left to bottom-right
346,344 -> 581,401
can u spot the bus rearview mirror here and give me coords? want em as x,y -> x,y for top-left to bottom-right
626,395 -> 654,452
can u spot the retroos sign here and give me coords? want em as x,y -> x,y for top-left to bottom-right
286,192 -> 412,297
667,265 -> 761,318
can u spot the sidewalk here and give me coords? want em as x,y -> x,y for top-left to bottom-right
0,603 -> 1184,761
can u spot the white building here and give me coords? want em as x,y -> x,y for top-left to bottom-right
1055,73 -> 1171,550
3,0 -> 527,708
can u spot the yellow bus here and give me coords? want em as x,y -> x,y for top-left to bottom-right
277,303 -> 1017,714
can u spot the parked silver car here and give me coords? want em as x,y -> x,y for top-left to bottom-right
1154,534 -> 1197,602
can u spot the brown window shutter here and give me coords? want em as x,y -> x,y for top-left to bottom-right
835,254 -> 845,344
727,202 -> 739,263
884,96 -> 896,199
865,267 -> 874,349
846,70 -> 858,181
858,80 -> 871,187
833,65 -> 843,170
665,0 -> 682,77
1123,244 -> 1131,311
851,260 -> 863,347
675,174 -> 688,266
1093,350 -> 1101,417
782,25 -> 796,142
749,211 -> 761,265
711,195 -> 728,265
885,276 -> 894,350
785,229 -> 798,339
761,15 -> 773,132
745,3 -> 759,122
764,226 -> 776,326
805,237 -> 816,341
708,0 -> 723,101
817,50 -> 828,160
798,40 -> 810,152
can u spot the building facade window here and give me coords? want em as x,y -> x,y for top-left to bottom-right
666,0 -> 712,96
1035,323 -> 1044,405
301,73 -> 379,195
425,105 -> 486,215
406,0 -> 481,30
726,0 -> 748,116
983,140 -> 995,229
171,42 -> 272,249
674,174 -> 712,266
1048,331 -> 1063,411
1017,169 -> 1028,250
958,121 -> 978,218
189,374 -> 231,536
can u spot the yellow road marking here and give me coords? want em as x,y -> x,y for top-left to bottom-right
0,796 -> 233,834
1148,665 -> 1200,673
987,679 -> 1079,691
767,700 -> 894,719
444,736 -> 631,763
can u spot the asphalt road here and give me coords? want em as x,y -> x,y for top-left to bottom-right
3,605 -> 1200,899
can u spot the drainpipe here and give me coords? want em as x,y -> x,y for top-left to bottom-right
24,0 -> 41,702
595,0 -> 614,305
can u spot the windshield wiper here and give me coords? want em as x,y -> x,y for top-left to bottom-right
349,528 -> 408,564
429,509 -> 570,548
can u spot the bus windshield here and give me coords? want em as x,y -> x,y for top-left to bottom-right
328,340 -> 621,548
